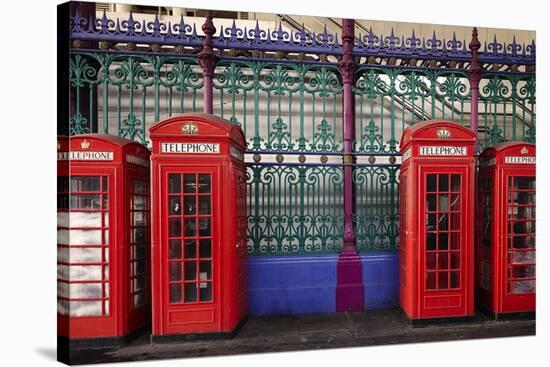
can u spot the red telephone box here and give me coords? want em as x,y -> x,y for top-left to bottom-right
57,134 -> 151,345
399,121 -> 476,322
477,142 -> 536,318
149,113 -> 248,340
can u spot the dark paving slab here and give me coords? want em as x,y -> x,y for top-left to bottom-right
67,308 -> 536,365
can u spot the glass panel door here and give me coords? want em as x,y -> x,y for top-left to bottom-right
130,178 -> 150,309
507,176 -> 536,294
425,173 -> 462,291
167,173 -> 213,304
57,175 -> 110,317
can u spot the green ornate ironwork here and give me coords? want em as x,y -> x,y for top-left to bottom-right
247,165 -> 344,254
68,50 -> 536,255
479,73 -> 536,148
213,60 -> 342,152
353,166 -> 400,251
69,51 -> 203,145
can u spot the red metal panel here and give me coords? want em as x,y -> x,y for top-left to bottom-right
149,113 -> 247,337
477,142 -> 536,315
399,121 -> 476,320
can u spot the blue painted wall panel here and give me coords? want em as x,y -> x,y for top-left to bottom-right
247,252 -> 399,315
360,253 -> 399,309
248,255 -> 338,315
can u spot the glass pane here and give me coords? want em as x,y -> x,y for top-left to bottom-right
133,212 -> 146,226
133,180 -> 147,194
69,230 -> 102,245
184,218 -> 196,237
70,283 -> 102,298
70,265 -> 102,281
71,176 -> 101,192
427,233 -> 437,251
512,235 -> 536,249
450,252 -> 461,269
199,261 -> 212,279
438,174 -> 449,192
450,194 -> 461,211
199,239 -> 212,258
438,213 -> 448,231
514,177 -> 535,190
450,271 -> 460,288
198,196 -> 211,215
451,174 -> 461,192
438,252 -> 449,270
69,300 -> 102,317
426,252 -> 436,270
427,272 -> 436,290
60,247 -> 102,263
168,240 -> 181,259
184,174 -> 196,193
427,194 -> 437,211
134,293 -> 146,308
169,262 -> 182,281
438,194 -> 449,212
169,196 -> 181,215
184,239 -> 197,259
169,283 -> 182,303
450,232 -> 461,250
512,265 -> 536,279
427,174 -> 437,192
134,228 -> 146,243
184,262 -> 197,280
516,207 -> 535,220
168,174 -> 181,193
69,212 -> 102,228
438,271 -> 449,289
184,283 -> 198,302
438,232 -> 449,250
184,196 -> 196,215
199,283 -> 212,302
427,214 -> 436,230
512,251 -> 536,264
198,174 -> 211,193
70,195 -> 101,210
450,213 -> 461,230
133,196 -> 146,210
169,218 -> 182,237
199,218 -> 211,236
511,280 -> 535,294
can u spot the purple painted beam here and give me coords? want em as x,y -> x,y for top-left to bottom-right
469,27 -> 481,152
336,18 -> 364,312
198,11 -> 218,114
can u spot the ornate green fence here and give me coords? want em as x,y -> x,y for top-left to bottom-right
68,33 -> 535,255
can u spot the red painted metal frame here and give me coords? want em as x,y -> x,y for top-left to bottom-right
57,134 -> 151,340
476,142 -> 536,315
399,121 -> 476,320
149,113 -> 248,337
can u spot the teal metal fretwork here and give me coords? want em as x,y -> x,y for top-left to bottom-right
68,50 -> 535,256
311,119 -> 337,151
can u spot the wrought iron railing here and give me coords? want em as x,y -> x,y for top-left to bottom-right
65,8 -> 536,255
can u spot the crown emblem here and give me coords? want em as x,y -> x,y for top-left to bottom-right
437,128 -> 451,139
181,123 -> 199,135
520,146 -> 529,154
80,139 -> 90,149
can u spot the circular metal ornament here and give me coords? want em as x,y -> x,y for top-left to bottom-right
298,155 -> 306,163
368,156 -> 376,164
320,155 -> 328,164
253,154 -> 261,163
276,154 -> 284,163
389,156 -> 397,164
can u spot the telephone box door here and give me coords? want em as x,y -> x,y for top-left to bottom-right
420,167 -> 470,317
501,171 -> 536,311
161,166 -> 220,335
